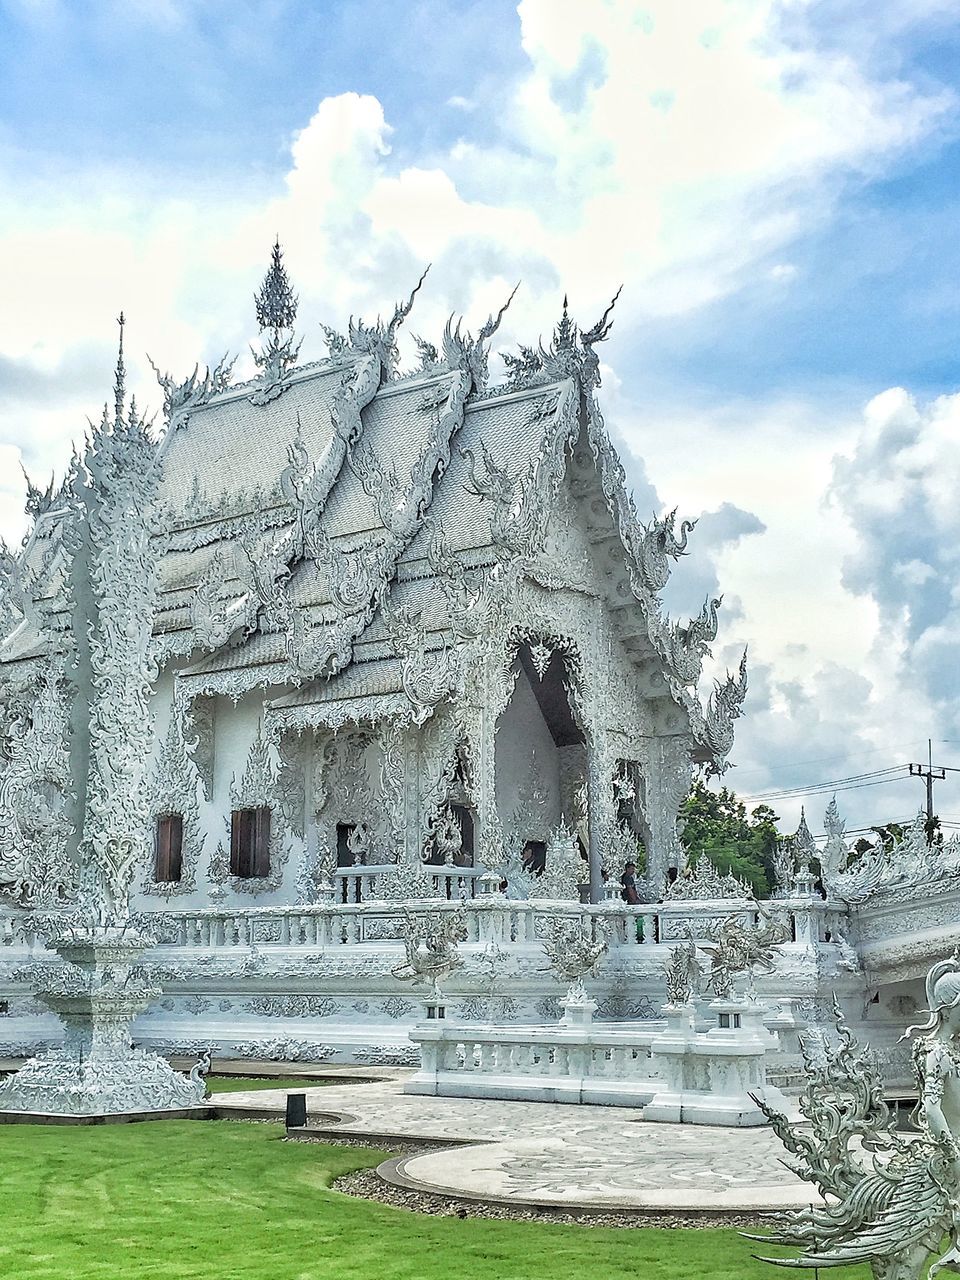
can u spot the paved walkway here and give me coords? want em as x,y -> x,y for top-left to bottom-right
214,1071 -> 817,1213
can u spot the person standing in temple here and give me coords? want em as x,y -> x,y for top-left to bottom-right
620,860 -> 641,904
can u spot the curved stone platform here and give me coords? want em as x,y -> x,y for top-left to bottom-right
214,1068 -> 816,1213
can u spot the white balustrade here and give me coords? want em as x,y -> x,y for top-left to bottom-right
407,1019 -> 661,1107
117,895 -> 821,962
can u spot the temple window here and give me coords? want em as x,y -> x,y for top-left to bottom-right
230,807 -> 271,878
154,813 -> 184,883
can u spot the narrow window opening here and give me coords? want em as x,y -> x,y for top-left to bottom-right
155,813 -> 184,883
230,807 -> 271,878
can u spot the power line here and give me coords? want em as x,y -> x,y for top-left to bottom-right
732,743 -> 932,779
741,766 -> 908,804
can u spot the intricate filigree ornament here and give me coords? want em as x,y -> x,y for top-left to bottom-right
142,707 -> 203,899
665,854 -> 751,902
68,318 -> 164,915
703,903 -> 790,998
664,935 -> 702,1006
541,918 -> 607,1005
216,720 -> 290,896
390,906 -> 465,1001
0,663 -> 73,906
249,240 -> 302,406
534,824 -> 586,901
750,954 -> 960,1280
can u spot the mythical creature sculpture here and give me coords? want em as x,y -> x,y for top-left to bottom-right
634,508 -> 696,594
751,954 -> 960,1279
770,838 -> 796,897
700,650 -> 749,776
820,794 -> 848,885
664,935 -> 702,1006
541,918 -> 607,1005
703,902 -> 789,998
390,907 -> 465,1000
657,596 -> 722,689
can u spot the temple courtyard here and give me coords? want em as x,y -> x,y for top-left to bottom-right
0,1069 -> 872,1280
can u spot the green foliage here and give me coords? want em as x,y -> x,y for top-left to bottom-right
0,1121 -> 871,1279
679,781 -> 781,897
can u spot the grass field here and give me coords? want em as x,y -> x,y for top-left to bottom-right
0,1120 -> 872,1280
204,1076 -> 327,1093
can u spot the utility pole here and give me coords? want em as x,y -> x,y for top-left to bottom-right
909,739 -> 946,823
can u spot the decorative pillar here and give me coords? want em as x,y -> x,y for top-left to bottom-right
640,735 -> 694,899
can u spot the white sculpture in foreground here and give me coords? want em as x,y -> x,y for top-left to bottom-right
0,919 -> 205,1115
753,952 -> 960,1280
0,321 -> 205,1117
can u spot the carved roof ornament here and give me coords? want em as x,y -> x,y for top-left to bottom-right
22,469 -> 61,521
501,287 -> 621,391
148,354 -> 235,432
656,595 -> 723,688
321,267 -> 430,380
255,238 -> 298,331
635,508 -> 697,595
250,240 -> 302,406
698,649 -> 749,776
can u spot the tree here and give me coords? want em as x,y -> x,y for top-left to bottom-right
678,781 -> 781,897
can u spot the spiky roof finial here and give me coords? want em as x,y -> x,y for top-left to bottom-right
255,239 -> 298,332
114,311 -> 126,428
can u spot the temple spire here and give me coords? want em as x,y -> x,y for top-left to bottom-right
255,239 -> 298,332
249,241 -> 302,404
113,312 -> 126,428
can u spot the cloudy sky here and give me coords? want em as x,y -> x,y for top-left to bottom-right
2,0 -> 959,837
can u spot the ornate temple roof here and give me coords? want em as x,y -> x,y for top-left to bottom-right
0,250 -> 748,773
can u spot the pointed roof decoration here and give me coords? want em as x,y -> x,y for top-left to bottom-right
795,806 -> 817,868
255,239 -> 298,332
501,287 -> 622,390
249,240 -> 302,405
114,311 -> 126,429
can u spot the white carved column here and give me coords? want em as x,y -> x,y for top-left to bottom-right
640,735 -> 694,898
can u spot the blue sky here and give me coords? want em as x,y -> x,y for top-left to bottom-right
3,0 -> 960,834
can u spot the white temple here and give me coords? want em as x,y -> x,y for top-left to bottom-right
0,247 -> 956,1095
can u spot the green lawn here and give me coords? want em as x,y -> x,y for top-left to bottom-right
204,1076 -> 327,1093
0,1120 -> 872,1280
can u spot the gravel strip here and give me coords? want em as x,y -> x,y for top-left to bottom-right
329,1161 -> 783,1230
